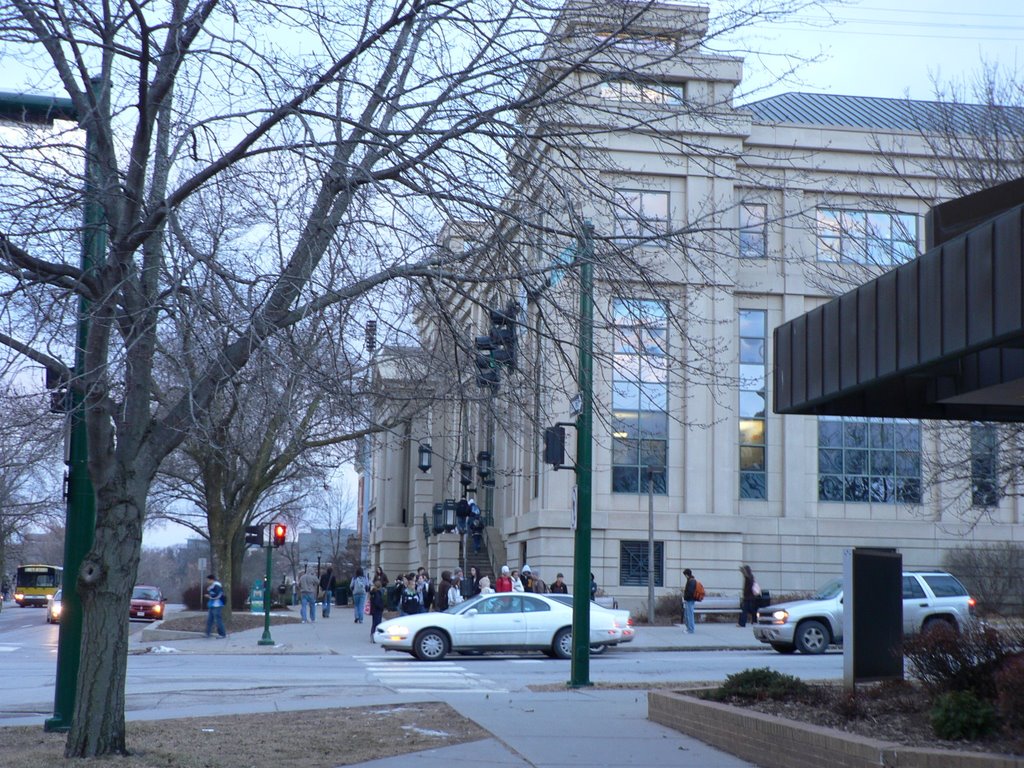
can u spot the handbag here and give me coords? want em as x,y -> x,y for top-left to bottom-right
752,581 -> 762,597
364,597 -> 371,614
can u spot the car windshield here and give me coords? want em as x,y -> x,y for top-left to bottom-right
813,577 -> 843,600
132,587 -> 161,601
53,590 -> 62,601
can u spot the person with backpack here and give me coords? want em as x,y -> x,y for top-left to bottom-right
399,574 -> 421,615
204,574 -> 227,639
350,567 -> 369,623
434,570 -> 452,612
737,564 -> 758,628
682,568 -> 699,634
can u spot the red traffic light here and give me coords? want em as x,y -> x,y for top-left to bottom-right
272,523 -> 287,547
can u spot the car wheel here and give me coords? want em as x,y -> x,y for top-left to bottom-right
795,620 -> 829,654
589,643 -> 607,655
771,642 -> 797,654
413,629 -> 449,661
552,627 -> 573,659
922,617 -> 955,636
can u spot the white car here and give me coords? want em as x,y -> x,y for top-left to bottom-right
547,594 -> 635,653
374,592 -> 623,660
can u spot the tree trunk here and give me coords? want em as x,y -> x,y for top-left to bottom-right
212,537 -> 232,624
64,492 -> 143,757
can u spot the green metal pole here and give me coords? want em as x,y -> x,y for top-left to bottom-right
42,85 -> 100,733
569,222 -> 594,688
259,543 -> 274,645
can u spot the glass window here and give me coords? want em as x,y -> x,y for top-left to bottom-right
611,299 -> 669,494
739,309 -> 767,499
739,203 -> 767,258
815,208 -> 918,266
597,79 -> 684,104
818,416 -> 921,504
619,540 -> 665,587
971,423 -> 999,508
614,190 -> 670,242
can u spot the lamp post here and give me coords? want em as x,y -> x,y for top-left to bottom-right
0,88 -> 105,733
317,550 -> 322,577
570,222 -> 595,688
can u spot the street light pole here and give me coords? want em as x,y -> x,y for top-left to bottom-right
569,222 -> 595,688
647,466 -> 656,624
0,87 -> 103,734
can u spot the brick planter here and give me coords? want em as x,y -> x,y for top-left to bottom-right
648,690 -> 1023,768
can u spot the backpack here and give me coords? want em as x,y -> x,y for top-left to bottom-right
693,580 -> 705,602
401,590 -> 421,614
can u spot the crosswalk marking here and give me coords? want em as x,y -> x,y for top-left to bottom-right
354,655 -> 506,693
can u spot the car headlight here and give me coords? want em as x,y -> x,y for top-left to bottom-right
383,625 -> 410,640
153,604 -> 163,615
770,609 -> 789,623
51,604 -> 62,618
14,593 -> 24,602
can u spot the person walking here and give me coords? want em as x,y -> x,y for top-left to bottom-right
434,570 -> 452,612
205,574 -> 227,638
319,566 -> 336,618
738,564 -> 758,627
298,568 -> 319,623
510,568 -> 524,593
520,565 -> 535,593
682,568 -> 698,634
369,578 -> 385,638
549,573 -> 568,594
350,567 -> 369,623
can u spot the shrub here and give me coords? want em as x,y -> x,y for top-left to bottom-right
931,691 -> 997,741
182,583 -> 202,611
904,621 -> 1010,699
708,667 -> 808,702
995,654 -> 1024,733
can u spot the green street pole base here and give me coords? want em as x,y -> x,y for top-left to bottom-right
43,716 -> 70,733
257,633 -> 275,646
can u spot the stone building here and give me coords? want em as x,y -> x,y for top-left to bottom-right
359,1 -> 1024,610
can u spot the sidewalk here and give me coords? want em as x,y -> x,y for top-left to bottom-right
135,607 -> 763,768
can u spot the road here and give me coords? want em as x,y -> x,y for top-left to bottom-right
0,601 -> 846,727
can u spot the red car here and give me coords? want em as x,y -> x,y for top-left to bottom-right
130,585 -> 166,621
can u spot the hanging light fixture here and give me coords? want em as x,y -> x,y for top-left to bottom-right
476,450 -> 492,478
417,443 -> 432,473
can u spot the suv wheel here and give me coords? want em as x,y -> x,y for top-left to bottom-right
795,620 -> 829,654
922,617 -> 955,636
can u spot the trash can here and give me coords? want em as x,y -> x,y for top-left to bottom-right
336,585 -> 349,606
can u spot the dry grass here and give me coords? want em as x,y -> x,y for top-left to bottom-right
0,702 -> 488,768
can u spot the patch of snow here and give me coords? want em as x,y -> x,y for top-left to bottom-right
401,725 -> 449,737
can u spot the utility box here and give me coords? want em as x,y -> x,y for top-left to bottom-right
249,580 -> 264,613
843,547 -> 903,689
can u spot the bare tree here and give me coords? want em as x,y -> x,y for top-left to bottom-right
0,377 -> 64,581
0,0 -> 817,756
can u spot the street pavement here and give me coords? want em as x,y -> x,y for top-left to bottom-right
133,608 -> 764,768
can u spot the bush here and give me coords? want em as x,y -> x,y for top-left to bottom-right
931,691 -> 997,741
995,654 -> 1024,733
904,621 -> 1010,699
943,542 -> 1024,616
708,667 -> 808,702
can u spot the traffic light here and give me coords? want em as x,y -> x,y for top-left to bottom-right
544,426 -> 566,466
244,524 -> 265,546
474,302 -> 518,391
272,522 -> 287,547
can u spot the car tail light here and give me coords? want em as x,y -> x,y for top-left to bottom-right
968,597 -> 976,615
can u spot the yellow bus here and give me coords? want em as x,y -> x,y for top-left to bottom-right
14,564 -> 63,607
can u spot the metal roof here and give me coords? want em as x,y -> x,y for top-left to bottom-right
774,187 -> 1024,423
743,92 -> 1024,134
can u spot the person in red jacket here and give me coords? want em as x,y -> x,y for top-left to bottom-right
495,564 -> 513,593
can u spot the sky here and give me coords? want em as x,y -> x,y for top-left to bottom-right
42,0 -> 1024,550
717,0 -> 1022,102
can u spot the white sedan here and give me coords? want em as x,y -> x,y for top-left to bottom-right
373,592 -> 624,661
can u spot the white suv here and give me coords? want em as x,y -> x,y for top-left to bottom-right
752,571 -> 976,655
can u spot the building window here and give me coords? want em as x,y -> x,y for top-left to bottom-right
971,424 -> 999,508
596,79 -> 684,104
818,417 -> 921,503
594,33 -> 676,54
619,540 -> 664,587
739,203 -> 767,259
816,209 -> 917,266
739,309 -> 767,499
612,298 -> 668,494
613,189 -> 670,242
